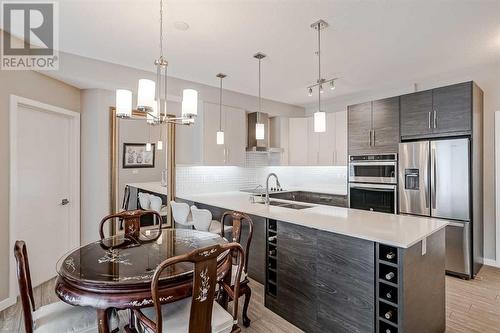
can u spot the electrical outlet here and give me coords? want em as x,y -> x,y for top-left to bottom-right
132,170 -> 139,174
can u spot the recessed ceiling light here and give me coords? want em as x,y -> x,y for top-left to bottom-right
174,21 -> 189,31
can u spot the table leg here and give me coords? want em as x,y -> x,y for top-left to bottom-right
97,308 -> 110,333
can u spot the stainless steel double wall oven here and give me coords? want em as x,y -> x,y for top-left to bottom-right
348,154 -> 398,214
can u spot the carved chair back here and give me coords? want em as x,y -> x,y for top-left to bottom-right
134,243 -> 244,333
14,241 -> 36,333
99,209 -> 163,240
220,211 -> 253,274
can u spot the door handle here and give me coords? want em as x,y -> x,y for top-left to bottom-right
61,199 -> 69,206
428,111 -> 431,129
372,129 -> 376,147
368,130 -> 372,147
431,148 -> 437,209
433,109 -> 437,129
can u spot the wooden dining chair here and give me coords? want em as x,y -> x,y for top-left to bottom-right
127,243 -> 245,333
99,209 -> 163,240
218,211 -> 253,327
14,240 -> 119,333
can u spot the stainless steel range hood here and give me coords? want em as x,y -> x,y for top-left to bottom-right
246,112 -> 283,153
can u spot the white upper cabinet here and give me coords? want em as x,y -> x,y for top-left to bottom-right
202,102 -> 226,165
224,106 -> 246,166
307,117 -> 320,164
288,117 -> 309,165
175,100 -> 202,165
288,111 -> 347,166
202,102 -> 246,166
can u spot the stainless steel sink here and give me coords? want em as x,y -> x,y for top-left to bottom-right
255,200 -> 313,210
278,203 -> 312,210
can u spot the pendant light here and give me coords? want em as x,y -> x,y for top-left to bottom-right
307,19 -> 338,133
115,0 -> 198,126
254,52 -> 266,140
157,125 -> 163,150
216,73 -> 227,145
116,89 -> 132,118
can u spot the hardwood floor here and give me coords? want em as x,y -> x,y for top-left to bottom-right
2,266 -> 500,332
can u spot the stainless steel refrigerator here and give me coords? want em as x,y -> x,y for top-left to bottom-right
399,138 -> 472,277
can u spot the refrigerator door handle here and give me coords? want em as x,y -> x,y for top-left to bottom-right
431,147 -> 437,209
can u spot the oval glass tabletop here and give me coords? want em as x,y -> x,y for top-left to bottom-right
57,229 -> 228,286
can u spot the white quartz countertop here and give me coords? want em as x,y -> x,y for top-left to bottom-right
178,191 -> 448,248
127,182 -> 167,195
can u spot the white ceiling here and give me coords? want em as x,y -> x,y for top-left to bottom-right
9,0 -> 500,105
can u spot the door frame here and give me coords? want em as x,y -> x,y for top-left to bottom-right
6,95 -> 80,309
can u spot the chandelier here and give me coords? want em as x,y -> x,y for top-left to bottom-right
308,19 -> 338,133
115,0 -> 198,127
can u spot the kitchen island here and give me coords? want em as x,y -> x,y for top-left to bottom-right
178,191 -> 448,333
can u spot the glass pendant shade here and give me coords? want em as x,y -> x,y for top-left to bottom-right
146,142 -> 152,152
314,111 -> 326,133
137,79 -> 156,111
217,130 -> 224,145
116,89 -> 132,118
181,89 -> 198,119
256,122 -> 265,140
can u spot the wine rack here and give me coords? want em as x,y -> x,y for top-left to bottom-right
266,219 -> 278,297
376,243 -> 401,333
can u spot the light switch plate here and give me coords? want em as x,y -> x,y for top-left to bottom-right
132,170 -> 139,174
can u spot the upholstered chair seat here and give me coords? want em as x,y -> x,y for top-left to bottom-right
32,301 -> 119,333
138,298 -> 233,333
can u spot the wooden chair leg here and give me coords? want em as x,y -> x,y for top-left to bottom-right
242,287 -> 252,327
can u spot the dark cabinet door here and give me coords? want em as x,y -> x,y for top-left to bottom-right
275,222 -> 318,332
372,97 -> 400,153
400,90 -> 433,139
348,102 -> 372,155
316,232 -> 375,333
432,82 -> 472,135
241,215 -> 266,284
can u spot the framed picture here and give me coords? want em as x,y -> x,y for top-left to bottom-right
123,143 -> 155,168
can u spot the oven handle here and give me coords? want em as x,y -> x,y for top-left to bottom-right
349,161 -> 397,166
349,183 -> 397,191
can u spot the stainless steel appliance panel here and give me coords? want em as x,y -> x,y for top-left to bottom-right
349,161 -> 397,184
398,141 -> 430,216
349,183 -> 397,214
431,138 -> 470,221
445,221 -> 471,276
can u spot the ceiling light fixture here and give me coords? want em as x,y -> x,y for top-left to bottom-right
115,0 -> 198,126
216,73 -> 227,145
254,52 -> 266,140
307,19 -> 338,133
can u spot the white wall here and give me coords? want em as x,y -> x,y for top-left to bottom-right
306,62 -> 500,262
80,89 -> 113,245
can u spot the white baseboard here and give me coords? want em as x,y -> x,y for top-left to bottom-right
484,258 -> 500,268
0,296 -> 16,312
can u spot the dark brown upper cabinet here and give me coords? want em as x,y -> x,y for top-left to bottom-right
400,82 -> 472,139
348,97 -> 400,155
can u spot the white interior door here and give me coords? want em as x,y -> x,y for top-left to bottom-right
10,96 -> 80,295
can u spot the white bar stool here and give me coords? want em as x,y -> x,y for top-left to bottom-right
170,201 -> 194,229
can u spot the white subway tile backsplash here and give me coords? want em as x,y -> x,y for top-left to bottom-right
176,153 -> 347,195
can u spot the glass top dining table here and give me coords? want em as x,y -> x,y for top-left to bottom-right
57,228 -> 228,286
